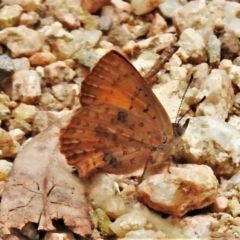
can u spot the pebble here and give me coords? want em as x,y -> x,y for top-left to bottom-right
138,164 -> 218,216
0,25 -> 43,57
0,4 -> 23,29
131,0 -> 164,15
43,61 -> 75,85
12,70 -> 41,104
29,52 -> 57,67
12,103 -> 37,123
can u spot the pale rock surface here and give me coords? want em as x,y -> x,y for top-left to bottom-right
19,12 -> 40,27
110,204 -> 187,238
32,110 -> 72,133
8,128 -> 25,142
39,22 -> 74,40
131,0 -> 164,15
178,28 -> 207,63
196,69 -> 234,120
81,0 -> 111,13
44,231 -> 76,240
138,164 -> 218,216
0,160 -> 13,195
175,116 -> 240,177
53,11 -> 80,30
212,196 -> 229,213
228,115 -> 240,132
0,102 -> 11,121
30,52 -> 57,67
12,70 -> 41,104
0,25 -> 43,57
172,0 -> 213,36
12,103 -> 37,123
43,61 -> 75,85
0,4 -> 23,29
0,128 -> 20,158
207,34 -> 221,65
1,0 -> 41,11
169,215 -> 218,238
84,173 -> 127,219
39,92 -> 63,111
111,0 -> 132,13
147,13 -> 167,37
159,0 -> 186,18
12,57 -> 30,70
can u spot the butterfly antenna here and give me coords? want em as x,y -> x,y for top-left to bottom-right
175,74 -> 194,124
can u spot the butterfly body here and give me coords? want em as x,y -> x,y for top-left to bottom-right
60,50 -> 188,178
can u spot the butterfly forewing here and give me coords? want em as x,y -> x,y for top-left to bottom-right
81,50 -> 173,139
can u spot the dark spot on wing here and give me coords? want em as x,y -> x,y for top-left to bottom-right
103,153 -> 121,168
117,111 -> 128,122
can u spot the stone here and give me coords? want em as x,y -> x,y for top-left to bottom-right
0,102 -> 11,121
53,11 -> 80,30
84,173 -> 127,219
147,13 -> 167,37
138,164 -> 218,216
43,61 -> 75,85
12,57 -> 30,70
0,128 -> 20,158
159,0 -> 185,18
29,52 -> 57,67
12,70 -> 41,104
19,12 -> 40,27
0,25 -> 43,57
39,21 -> 74,40
196,69 -> 234,120
175,116 -> 240,178
12,103 -> 37,123
81,0 -> 111,13
178,28 -> 208,64
0,4 -> 23,29
131,0 -> 164,15
0,54 -> 14,86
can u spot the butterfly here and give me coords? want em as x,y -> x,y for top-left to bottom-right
59,50 -> 189,178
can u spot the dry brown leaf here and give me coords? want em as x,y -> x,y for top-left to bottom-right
0,113 -> 92,237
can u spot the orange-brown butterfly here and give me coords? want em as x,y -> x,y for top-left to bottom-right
59,50 -> 189,178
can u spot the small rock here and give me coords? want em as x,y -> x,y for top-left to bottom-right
53,11 -> 80,30
44,230 -> 75,240
81,0 -> 111,13
138,164 -> 218,216
0,25 -> 43,57
0,102 -> 11,120
0,128 -> 20,158
147,13 -> 167,37
12,103 -> 37,123
172,1 -> 213,34
196,69 -> 234,120
50,38 -> 75,60
32,110 -> 72,134
2,0 -> 41,11
178,28 -> 208,63
7,118 -> 32,134
212,196 -> 229,213
12,57 -> 30,70
39,21 -> 74,40
159,0 -> 185,18
12,70 -> 41,104
21,222 -> 38,240
0,55 -> 14,92
227,197 -> 240,217
219,30 -> 240,59
9,128 -> 25,142
38,92 -> 63,111
207,34 -> 221,66
44,61 -> 75,85
0,159 -> 13,195
30,52 -> 57,67
85,173 -> 127,219
19,12 -> 40,27
175,116 -> 240,178
131,0 -> 164,15
0,4 -> 23,29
